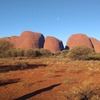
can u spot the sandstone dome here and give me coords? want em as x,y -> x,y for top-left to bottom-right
44,36 -> 64,53
89,37 -> 100,53
0,37 -> 11,42
0,36 -> 19,48
17,31 -> 45,49
66,33 -> 93,49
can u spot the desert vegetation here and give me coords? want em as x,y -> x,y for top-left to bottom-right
0,40 -> 100,100
1,40 -> 100,61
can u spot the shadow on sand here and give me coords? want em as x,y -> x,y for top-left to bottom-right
0,63 -> 47,73
0,78 -> 21,86
15,83 -> 61,100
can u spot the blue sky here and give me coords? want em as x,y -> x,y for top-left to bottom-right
0,0 -> 100,45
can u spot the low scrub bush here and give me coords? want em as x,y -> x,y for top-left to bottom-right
68,45 -> 93,60
87,52 -> 100,60
16,49 -> 24,57
24,49 -> 37,58
60,50 -> 69,57
54,50 -> 69,57
5,49 -> 17,57
54,51 -> 61,56
34,49 -> 53,57
65,82 -> 100,100
0,49 -> 25,57
0,48 -> 53,58
0,40 -> 14,51
23,48 -> 53,58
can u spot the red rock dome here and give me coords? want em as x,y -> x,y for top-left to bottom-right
16,31 -> 45,49
66,33 -> 93,49
44,36 -> 64,53
0,37 -> 11,42
0,36 -> 19,48
89,37 -> 100,53
10,36 -> 19,47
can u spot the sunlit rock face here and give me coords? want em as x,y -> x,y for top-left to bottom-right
0,36 -> 19,48
66,33 -> 93,49
1,32 -> 100,53
10,36 -> 20,47
0,31 -> 45,49
89,37 -> 100,53
44,36 -> 64,53
16,31 -> 45,49
0,37 -> 12,42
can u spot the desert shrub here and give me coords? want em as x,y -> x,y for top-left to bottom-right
0,49 -> 25,58
54,51 -> 61,56
34,49 -> 53,57
0,40 -> 14,52
33,49 -> 42,56
23,49 -> 37,58
5,49 -> 17,57
65,82 -> 100,100
23,49 -> 53,58
54,50 -> 69,57
0,40 -> 14,57
60,50 -> 69,57
16,49 -> 24,57
87,52 -> 100,60
68,45 -> 93,60
9,49 -> 18,57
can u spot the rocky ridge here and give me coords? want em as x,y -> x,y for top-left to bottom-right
0,31 -> 100,53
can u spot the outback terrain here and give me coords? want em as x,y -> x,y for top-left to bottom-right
0,31 -> 100,100
0,57 -> 100,100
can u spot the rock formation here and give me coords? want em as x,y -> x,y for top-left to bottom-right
0,36 -> 19,48
89,37 -> 100,53
0,31 -> 45,49
66,33 -> 93,49
44,36 -> 64,53
1,31 -> 100,53
16,31 -> 45,49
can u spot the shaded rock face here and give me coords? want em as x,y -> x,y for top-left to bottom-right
66,33 -> 93,49
44,36 -> 64,53
89,37 -> 100,53
16,31 -> 45,49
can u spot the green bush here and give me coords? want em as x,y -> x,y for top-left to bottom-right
65,82 -> 100,100
87,52 -> 100,60
60,50 -> 69,57
6,49 -> 17,57
0,49 -> 25,58
54,50 -> 69,57
68,45 -> 93,60
16,49 -> 24,57
24,49 -> 37,58
54,51 -> 61,56
34,49 -> 53,57
0,40 -> 14,51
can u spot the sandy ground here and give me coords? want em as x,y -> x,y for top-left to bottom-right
0,58 -> 100,100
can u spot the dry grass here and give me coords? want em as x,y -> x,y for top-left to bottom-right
64,81 -> 100,100
61,77 -> 78,85
0,57 -> 100,100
